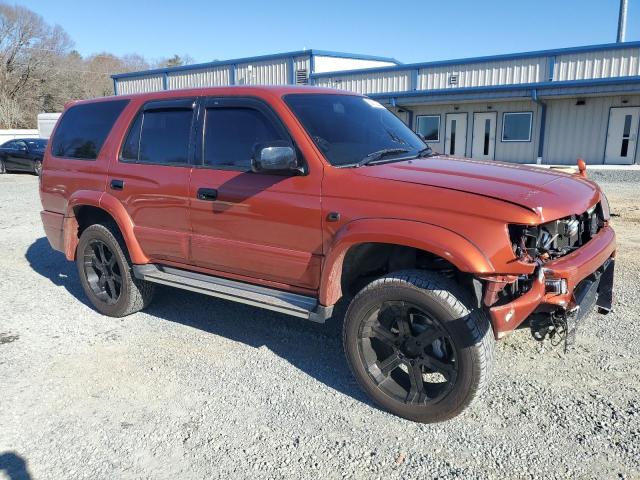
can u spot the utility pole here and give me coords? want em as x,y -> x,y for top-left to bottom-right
617,0 -> 628,43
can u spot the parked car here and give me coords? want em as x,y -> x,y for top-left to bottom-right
38,87 -> 615,423
0,138 -> 47,175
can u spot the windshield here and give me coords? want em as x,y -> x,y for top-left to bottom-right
284,94 -> 426,167
26,139 -> 47,149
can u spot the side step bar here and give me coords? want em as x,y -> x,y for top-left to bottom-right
132,264 -> 332,323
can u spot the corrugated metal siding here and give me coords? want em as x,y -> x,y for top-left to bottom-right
314,70 -> 411,94
167,66 -> 231,89
418,58 -> 547,90
116,75 -> 164,94
411,100 -> 539,163
543,95 -> 640,164
235,58 -> 288,85
554,47 -> 640,81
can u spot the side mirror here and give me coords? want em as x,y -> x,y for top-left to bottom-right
252,142 -> 300,174
18,145 -> 27,151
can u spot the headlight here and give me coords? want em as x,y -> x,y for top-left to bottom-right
600,192 -> 611,221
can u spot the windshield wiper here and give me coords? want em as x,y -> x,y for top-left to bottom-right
355,148 -> 410,168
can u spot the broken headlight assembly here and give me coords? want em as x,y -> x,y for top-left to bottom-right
509,202 -> 606,262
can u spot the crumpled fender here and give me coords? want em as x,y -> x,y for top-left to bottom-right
319,218 -> 494,306
63,191 -> 149,264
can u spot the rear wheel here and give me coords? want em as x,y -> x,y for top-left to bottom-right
76,222 -> 155,317
343,270 -> 495,423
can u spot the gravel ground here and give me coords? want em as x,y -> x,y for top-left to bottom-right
1,172 -> 639,480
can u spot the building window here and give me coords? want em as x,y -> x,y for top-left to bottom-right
502,112 -> 532,142
416,115 -> 440,142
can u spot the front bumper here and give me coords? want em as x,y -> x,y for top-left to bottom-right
489,225 -> 616,339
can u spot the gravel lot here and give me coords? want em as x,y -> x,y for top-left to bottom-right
1,172 -> 639,480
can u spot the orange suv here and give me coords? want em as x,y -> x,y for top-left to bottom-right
39,86 -> 615,422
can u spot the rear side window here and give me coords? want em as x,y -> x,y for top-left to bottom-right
204,107 -> 285,169
121,108 -> 193,165
51,100 -> 128,160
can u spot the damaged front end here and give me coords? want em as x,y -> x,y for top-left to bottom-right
479,198 -> 616,350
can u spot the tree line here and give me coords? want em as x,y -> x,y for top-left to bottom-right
0,3 -> 192,128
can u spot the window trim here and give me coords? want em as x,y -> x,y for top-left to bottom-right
118,97 -> 196,167
196,96 -> 305,175
415,114 -> 441,143
51,99 -> 130,161
501,111 -> 533,143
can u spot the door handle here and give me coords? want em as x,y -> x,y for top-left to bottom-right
110,179 -> 124,190
197,188 -> 218,201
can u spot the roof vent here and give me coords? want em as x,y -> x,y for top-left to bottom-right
296,69 -> 309,85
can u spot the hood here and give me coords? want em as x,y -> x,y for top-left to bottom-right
356,156 -> 600,222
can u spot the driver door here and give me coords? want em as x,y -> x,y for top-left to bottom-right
188,97 -> 323,290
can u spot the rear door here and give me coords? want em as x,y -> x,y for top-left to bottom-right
107,99 -> 196,263
1,141 -> 19,169
188,96 -> 323,290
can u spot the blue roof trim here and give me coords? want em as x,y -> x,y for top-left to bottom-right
112,49 -> 399,80
367,75 -> 640,100
310,41 -> 640,79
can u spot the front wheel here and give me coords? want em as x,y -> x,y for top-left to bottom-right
343,270 -> 495,423
0,158 -> 6,174
33,159 -> 42,176
76,222 -> 155,317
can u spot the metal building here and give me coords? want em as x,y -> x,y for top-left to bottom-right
111,50 -> 399,95
112,42 -> 640,165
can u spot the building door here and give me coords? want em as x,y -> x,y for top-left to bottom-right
605,107 -> 640,165
472,112 -> 497,160
445,113 -> 467,157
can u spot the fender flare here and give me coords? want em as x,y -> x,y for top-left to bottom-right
63,191 -> 149,264
319,218 -> 495,306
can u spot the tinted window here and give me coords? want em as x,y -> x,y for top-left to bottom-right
502,112 -> 532,142
416,116 -> 440,142
121,113 -> 143,161
2,141 -> 17,149
121,109 -> 193,164
51,100 -> 128,159
204,107 -> 285,169
285,94 -> 425,167
26,139 -> 47,150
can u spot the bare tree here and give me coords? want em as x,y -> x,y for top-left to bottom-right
0,3 -> 71,127
0,3 -> 191,129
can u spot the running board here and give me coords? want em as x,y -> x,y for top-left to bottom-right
132,264 -> 332,323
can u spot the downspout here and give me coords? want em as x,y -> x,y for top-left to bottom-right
531,89 -> 546,165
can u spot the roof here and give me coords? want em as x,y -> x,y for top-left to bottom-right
111,49 -> 401,80
310,41 -> 640,79
69,85 -> 360,106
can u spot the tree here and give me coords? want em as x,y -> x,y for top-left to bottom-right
0,3 -> 71,127
157,54 -> 194,68
0,3 -> 191,128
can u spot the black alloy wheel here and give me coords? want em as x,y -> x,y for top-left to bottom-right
343,270 -> 495,423
358,301 -> 458,405
83,239 -> 123,305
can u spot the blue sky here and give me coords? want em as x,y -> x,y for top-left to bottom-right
21,0 -> 640,64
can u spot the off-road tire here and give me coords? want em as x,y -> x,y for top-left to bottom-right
76,222 -> 155,317
343,270 -> 495,423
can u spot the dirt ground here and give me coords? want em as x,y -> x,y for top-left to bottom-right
0,172 -> 639,480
